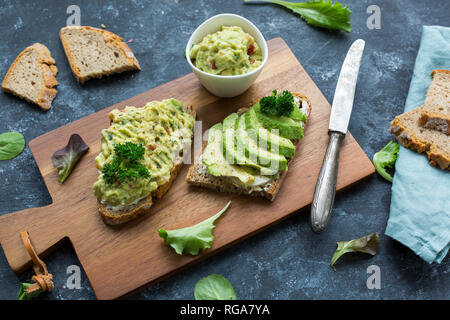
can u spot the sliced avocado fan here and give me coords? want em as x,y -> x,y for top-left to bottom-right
222,113 -> 278,175
235,114 -> 287,171
245,108 -> 295,158
202,123 -> 255,187
253,103 -> 304,140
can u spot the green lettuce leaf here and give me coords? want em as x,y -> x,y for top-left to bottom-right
0,132 -> 25,160
373,140 -> 399,182
158,201 -> 231,255
17,283 -> 41,300
330,232 -> 379,271
194,274 -> 237,300
244,0 -> 352,32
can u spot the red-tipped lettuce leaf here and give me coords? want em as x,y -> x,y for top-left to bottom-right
51,134 -> 89,183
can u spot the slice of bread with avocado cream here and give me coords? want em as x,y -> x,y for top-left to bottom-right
1,43 -> 58,110
59,26 -> 140,83
186,92 -> 311,201
94,100 -> 195,225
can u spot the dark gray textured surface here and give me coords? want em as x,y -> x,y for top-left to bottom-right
0,0 -> 449,300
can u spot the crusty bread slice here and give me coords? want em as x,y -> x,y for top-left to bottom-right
390,105 -> 450,170
418,70 -> 450,135
1,43 -> 58,110
59,26 -> 140,83
98,105 -> 195,225
186,93 -> 312,201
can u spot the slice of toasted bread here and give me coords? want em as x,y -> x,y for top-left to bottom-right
390,105 -> 450,170
1,43 -> 58,110
186,93 -> 312,201
59,26 -> 140,84
98,105 -> 195,225
418,70 -> 450,135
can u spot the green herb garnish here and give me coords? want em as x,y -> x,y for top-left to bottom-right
330,232 -> 379,271
158,201 -> 231,255
194,274 -> 237,300
244,0 -> 352,33
373,140 -> 399,182
102,142 -> 150,185
260,90 -> 295,117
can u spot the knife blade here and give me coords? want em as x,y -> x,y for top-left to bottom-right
329,39 -> 365,133
310,39 -> 365,234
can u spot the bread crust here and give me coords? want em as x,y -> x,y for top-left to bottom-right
59,26 -> 140,84
186,92 -> 312,201
97,105 -> 195,225
431,69 -> 450,77
1,43 -> 58,110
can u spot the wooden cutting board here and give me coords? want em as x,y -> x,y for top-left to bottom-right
0,38 -> 374,299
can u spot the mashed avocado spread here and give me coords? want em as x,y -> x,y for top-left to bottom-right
93,99 -> 194,207
190,26 -> 262,76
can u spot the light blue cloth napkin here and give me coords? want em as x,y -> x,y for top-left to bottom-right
385,26 -> 450,264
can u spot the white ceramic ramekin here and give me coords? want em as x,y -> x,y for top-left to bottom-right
186,13 -> 268,98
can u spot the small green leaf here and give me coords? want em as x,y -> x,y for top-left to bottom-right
51,134 -> 89,183
158,201 -> 231,255
0,132 -> 25,160
17,283 -> 41,300
373,140 -> 399,182
330,232 -> 379,271
244,0 -> 352,32
194,274 -> 237,300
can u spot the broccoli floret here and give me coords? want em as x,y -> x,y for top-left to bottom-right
259,90 -> 295,117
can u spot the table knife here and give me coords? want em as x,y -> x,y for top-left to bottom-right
310,39 -> 365,233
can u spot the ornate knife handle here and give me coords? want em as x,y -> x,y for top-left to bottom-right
310,131 -> 345,233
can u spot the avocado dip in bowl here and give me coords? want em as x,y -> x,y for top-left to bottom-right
190,26 -> 263,76
186,14 -> 268,98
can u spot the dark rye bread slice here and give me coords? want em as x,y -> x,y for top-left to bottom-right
186,93 -> 311,201
98,105 -> 195,225
390,105 -> 450,170
418,70 -> 450,135
1,43 -> 58,110
60,26 -> 140,84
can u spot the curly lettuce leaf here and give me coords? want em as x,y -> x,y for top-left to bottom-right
373,140 -> 399,182
158,201 -> 231,255
194,274 -> 237,300
330,232 -> 379,271
244,0 -> 352,32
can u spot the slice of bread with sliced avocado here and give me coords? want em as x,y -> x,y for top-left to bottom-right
93,99 -> 195,225
1,43 -> 58,110
186,91 -> 311,201
59,26 -> 140,83
418,70 -> 450,135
